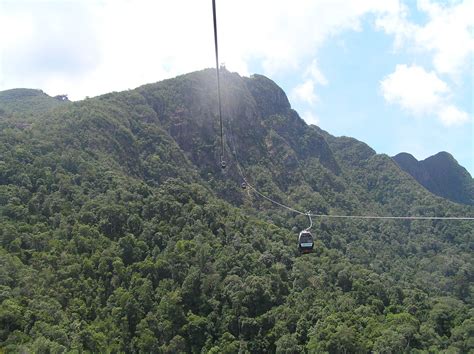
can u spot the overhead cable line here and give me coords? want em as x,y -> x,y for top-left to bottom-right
242,176 -> 474,220
212,0 -> 225,168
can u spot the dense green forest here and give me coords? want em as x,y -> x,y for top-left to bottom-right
0,69 -> 473,353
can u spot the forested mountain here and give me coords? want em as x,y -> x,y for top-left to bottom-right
1,69 -> 473,353
393,152 -> 474,206
0,88 -> 69,117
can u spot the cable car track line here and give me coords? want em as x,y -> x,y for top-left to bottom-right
212,0 -> 225,166
243,178 -> 474,220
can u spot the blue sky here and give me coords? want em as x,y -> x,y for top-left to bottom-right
0,0 -> 472,174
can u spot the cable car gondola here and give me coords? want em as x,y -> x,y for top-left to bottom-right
298,230 -> 314,254
298,212 -> 314,254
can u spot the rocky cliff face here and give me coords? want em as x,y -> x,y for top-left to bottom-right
393,152 -> 474,205
134,69 -> 341,199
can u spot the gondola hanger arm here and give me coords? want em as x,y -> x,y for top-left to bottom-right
305,211 -> 313,232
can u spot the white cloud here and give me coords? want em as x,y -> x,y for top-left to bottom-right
218,0 -> 399,76
0,1 -> 101,95
0,0 -> 214,99
377,0 -> 474,76
290,60 -> 328,107
415,0 -> 474,76
377,1 -> 473,127
291,80 -> 318,105
301,110 -> 320,126
375,1 -> 416,48
438,105 -> 470,126
380,64 -> 471,126
380,64 -> 449,114
306,60 -> 328,86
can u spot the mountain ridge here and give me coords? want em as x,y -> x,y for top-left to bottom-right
393,151 -> 474,205
0,88 -> 70,117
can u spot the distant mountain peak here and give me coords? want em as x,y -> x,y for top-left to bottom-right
0,87 -> 70,116
394,152 -> 417,162
244,74 -> 291,117
426,151 -> 455,163
393,151 -> 474,205
0,88 -> 45,98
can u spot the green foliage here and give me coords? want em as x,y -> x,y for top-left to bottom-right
0,88 -> 69,117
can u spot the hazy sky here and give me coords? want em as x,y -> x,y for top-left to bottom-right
1,0 -> 473,174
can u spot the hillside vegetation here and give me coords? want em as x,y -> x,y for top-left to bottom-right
0,88 -> 69,117
0,69 -> 473,353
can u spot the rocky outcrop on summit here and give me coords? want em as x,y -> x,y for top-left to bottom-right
393,152 -> 474,205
